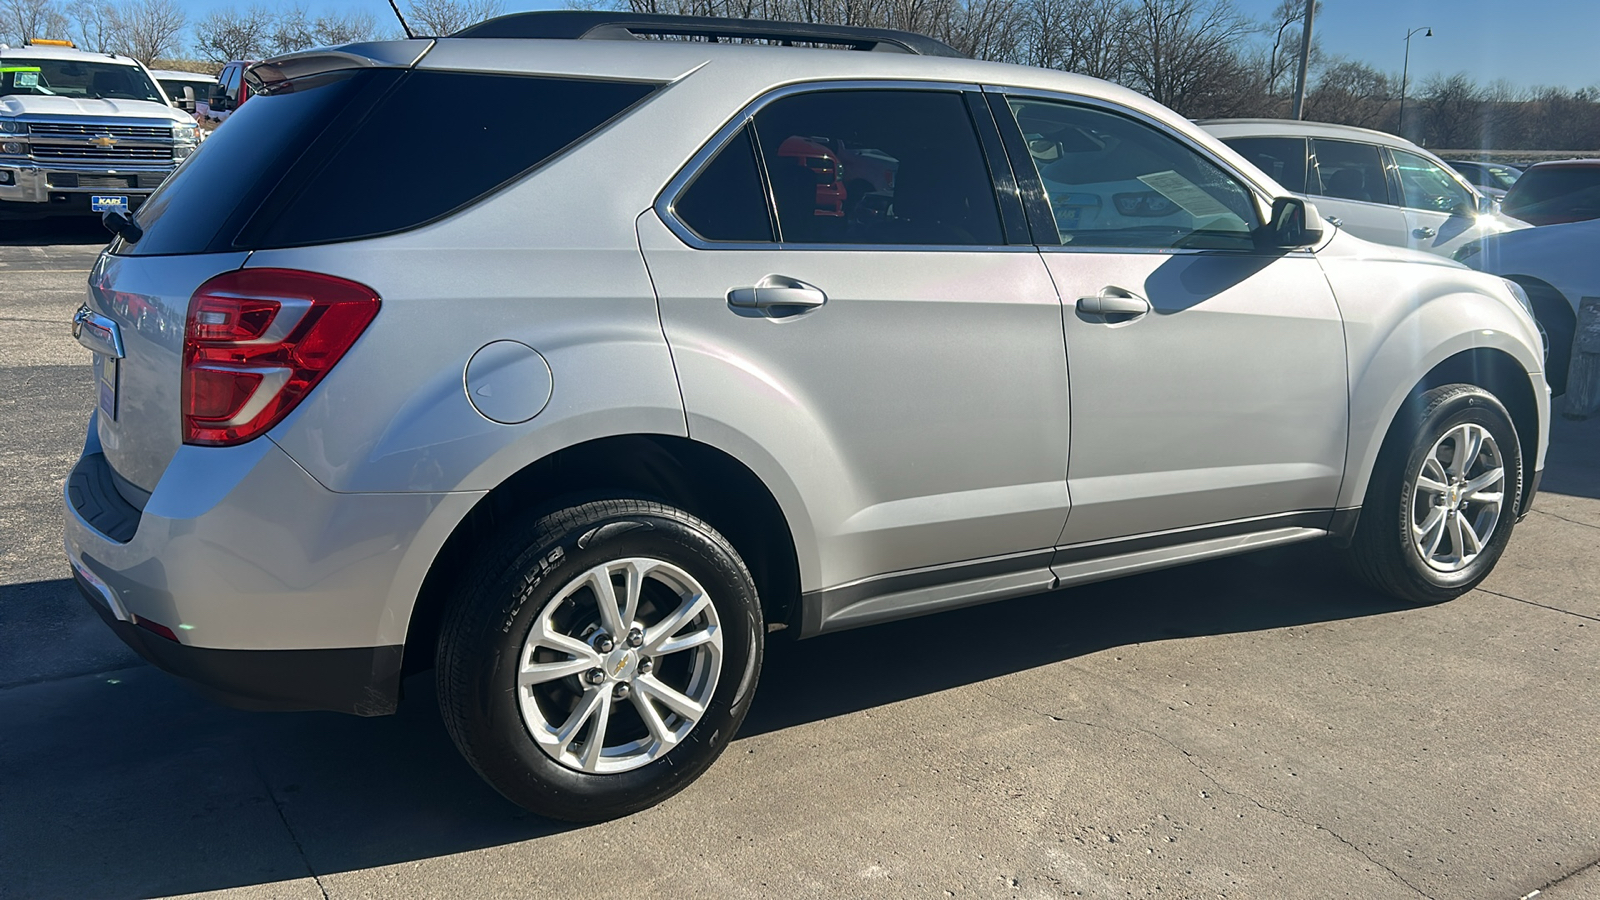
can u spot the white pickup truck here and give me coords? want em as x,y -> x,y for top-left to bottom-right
0,42 -> 197,219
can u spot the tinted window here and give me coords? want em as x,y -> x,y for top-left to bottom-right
675,125 -> 774,242
1224,137 -> 1309,193
1392,149 -> 1474,213
126,69 -> 374,257
1009,98 -> 1258,250
245,72 -> 657,248
751,90 -> 1004,246
1310,139 -> 1388,204
223,65 -> 241,102
1503,167 -> 1600,223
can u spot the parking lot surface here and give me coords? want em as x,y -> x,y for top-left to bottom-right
2,222 -> 1597,900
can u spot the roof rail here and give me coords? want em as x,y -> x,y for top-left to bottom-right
451,11 -> 966,59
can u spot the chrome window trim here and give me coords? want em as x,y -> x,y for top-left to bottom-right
985,84 -> 1279,221
654,78 -> 1036,253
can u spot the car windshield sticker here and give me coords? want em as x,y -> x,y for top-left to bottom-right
1136,170 -> 1235,220
6,69 -> 41,88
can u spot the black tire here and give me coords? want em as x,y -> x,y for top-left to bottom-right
1345,384 -> 1523,604
436,498 -> 763,822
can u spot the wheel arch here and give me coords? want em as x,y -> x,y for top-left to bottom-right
1341,345 -> 1543,516
1502,274 -> 1575,395
400,434 -> 804,677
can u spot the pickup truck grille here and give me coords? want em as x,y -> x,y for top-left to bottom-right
31,145 -> 173,161
27,122 -> 173,139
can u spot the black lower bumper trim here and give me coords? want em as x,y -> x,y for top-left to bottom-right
77,574 -> 402,716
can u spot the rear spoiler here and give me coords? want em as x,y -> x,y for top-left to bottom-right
247,40 -> 433,93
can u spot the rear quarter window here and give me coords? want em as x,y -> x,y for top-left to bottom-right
123,69 -> 658,255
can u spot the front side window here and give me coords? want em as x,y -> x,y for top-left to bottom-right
1310,139 -> 1389,205
1008,98 -> 1258,250
1391,148 -> 1475,214
222,65 -> 242,102
1223,137 -> 1309,194
750,89 -> 1005,246
0,58 -> 161,102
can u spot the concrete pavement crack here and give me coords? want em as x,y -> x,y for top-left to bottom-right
1476,587 -> 1600,623
1530,854 -> 1600,896
1005,697 -> 1437,900
253,758 -> 332,900
1529,508 -> 1600,532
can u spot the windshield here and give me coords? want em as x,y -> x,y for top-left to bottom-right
0,59 -> 163,102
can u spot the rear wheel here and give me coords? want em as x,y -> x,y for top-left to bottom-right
436,498 -> 763,821
1345,384 -> 1523,604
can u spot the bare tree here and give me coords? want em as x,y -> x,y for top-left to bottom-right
1303,58 -> 1393,129
68,0 -> 117,50
1123,0 -> 1254,115
314,8 -> 381,44
118,0 -> 185,61
193,3 -> 274,61
405,0 -> 504,35
2,0 -> 71,44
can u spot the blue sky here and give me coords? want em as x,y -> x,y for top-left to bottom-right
199,0 -> 1600,90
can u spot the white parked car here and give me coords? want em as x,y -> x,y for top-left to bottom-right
1199,119 -> 1527,259
1456,217 -> 1600,394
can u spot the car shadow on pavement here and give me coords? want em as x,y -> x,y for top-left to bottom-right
0,217 -> 113,247
0,543 -> 1414,899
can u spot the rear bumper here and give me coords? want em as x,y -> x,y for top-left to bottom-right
76,574 -> 402,715
62,415 -> 482,715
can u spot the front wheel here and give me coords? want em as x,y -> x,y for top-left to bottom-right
1345,384 -> 1523,604
436,498 -> 763,822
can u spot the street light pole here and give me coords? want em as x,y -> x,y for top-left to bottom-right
1398,26 -> 1432,138
1290,0 -> 1316,120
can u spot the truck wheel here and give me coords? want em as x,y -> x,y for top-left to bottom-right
436,498 -> 763,822
1345,384 -> 1523,605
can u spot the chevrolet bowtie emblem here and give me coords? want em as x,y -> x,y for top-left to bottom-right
90,135 -> 117,148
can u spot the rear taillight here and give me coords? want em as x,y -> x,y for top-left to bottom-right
183,269 -> 380,446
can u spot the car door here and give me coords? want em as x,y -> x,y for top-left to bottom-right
992,91 -> 1348,549
1387,146 -> 1495,256
1306,138 -> 1409,247
639,85 -> 1072,594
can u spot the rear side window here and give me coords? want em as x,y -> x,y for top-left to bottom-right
751,89 -> 1004,246
1222,137 -> 1308,193
125,69 -> 657,255
1310,139 -> 1389,205
1503,167 -> 1600,219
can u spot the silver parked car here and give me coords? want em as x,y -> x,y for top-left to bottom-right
1199,119 -> 1528,258
65,13 -> 1550,822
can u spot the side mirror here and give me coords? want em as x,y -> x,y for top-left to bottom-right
207,85 -> 230,110
1257,196 -> 1325,249
1477,193 -> 1497,216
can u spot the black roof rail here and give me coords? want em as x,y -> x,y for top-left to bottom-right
451,11 -> 966,59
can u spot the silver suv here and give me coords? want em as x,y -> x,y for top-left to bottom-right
64,13 -> 1550,822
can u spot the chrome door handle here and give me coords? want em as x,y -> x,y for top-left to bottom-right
1325,215 -> 1342,227
728,275 -> 827,315
1413,226 -> 1437,239
72,304 -> 125,358
1076,288 -> 1151,318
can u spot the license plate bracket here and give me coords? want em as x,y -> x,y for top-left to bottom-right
94,353 -> 118,421
90,195 -> 130,213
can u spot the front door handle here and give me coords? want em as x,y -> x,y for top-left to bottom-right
728,275 -> 827,316
1413,226 -> 1437,239
1076,287 -> 1151,319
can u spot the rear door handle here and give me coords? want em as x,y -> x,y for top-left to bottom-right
728,275 -> 827,316
1413,226 -> 1437,239
1076,288 -> 1151,319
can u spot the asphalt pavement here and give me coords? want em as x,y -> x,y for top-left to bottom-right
1,220 -> 1597,900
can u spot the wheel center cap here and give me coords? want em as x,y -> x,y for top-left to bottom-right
605,647 -> 637,681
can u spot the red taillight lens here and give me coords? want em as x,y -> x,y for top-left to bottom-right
183,269 -> 380,446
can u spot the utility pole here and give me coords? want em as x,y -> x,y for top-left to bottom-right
1398,26 -> 1432,138
1290,0 -> 1315,120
